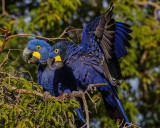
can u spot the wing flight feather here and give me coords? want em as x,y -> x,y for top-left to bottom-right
81,4 -> 132,85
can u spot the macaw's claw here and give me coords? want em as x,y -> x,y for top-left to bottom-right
28,56 -> 39,64
71,91 -> 77,99
71,90 -> 83,99
87,84 -> 97,92
43,91 -> 51,101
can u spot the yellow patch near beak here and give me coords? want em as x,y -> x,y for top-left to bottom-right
54,55 -> 62,62
32,52 -> 41,60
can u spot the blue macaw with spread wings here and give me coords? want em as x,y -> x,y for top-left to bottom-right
22,40 -> 86,127
47,4 -> 132,124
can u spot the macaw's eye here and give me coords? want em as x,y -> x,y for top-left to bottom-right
37,46 -> 41,50
54,49 -> 59,53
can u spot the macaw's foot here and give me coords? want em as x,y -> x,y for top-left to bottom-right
87,84 -> 97,92
71,90 -> 83,99
43,91 -> 51,101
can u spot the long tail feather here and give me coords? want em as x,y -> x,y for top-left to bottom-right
75,98 -> 86,127
100,86 -> 129,127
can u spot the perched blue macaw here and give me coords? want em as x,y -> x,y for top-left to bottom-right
47,4 -> 132,125
22,39 -> 86,127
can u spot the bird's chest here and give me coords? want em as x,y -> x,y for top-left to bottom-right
41,67 -> 55,89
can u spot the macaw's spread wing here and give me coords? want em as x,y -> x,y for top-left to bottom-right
80,4 -> 132,86
114,22 -> 132,59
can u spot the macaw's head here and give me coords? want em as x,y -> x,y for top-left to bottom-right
47,41 -> 74,70
23,39 -> 51,65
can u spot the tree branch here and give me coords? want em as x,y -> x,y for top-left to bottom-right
0,26 -> 10,52
135,1 -> 160,21
0,26 -> 82,53
2,0 -> 5,15
140,50 -> 148,64
0,49 -> 23,66
1,80 -> 108,128
0,0 -> 18,21
3,84 -> 58,100
144,70 -> 160,88
86,91 -> 100,113
82,93 -> 89,128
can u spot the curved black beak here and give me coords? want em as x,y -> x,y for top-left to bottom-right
47,57 -> 55,70
23,46 -> 32,63
23,46 -> 39,64
47,57 -> 64,70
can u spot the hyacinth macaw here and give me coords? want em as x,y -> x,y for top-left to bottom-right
47,4 -> 132,124
22,39 -> 86,127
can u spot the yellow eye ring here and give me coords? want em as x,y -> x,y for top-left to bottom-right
37,46 -> 41,50
54,49 -> 59,53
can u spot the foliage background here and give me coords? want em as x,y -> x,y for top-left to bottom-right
0,0 -> 160,127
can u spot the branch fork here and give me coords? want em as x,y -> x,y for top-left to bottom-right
0,25 -> 82,53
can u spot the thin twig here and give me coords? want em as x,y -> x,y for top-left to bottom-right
118,119 -> 140,128
0,72 -> 15,79
7,28 -> 82,41
118,119 -> 124,128
135,1 -> 160,21
0,26 -> 82,52
59,115 -> 65,128
123,122 -> 140,128
0,26 -> 10,52
0,49 -> 23,66
82,93 -> 90,128
7,34 -> 66,41
1,72 -> 110,128
3,84 -> 58,100
86,91 -> 100,113
80,123 -> 87,128
14,71 -> 33,81
140,50 -> 148,64
0,0 -> 18,21
69,120 -> 77,128
2,0 -> 5,15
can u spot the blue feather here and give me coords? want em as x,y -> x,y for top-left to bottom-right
50,37 -> 130,124
115,22 -> 131,29
113,92 -> 129,123
114,21 -> 132,59
58,39 -> 130,124
26,39 -> 86,127
92,64 -> 104,74
114,34 -> 128,59
47,8 -> 132,125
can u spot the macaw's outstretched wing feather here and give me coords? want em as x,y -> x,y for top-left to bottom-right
80,4 -> 132,86
94,5 -> 116,59
114,22 -> 132,59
